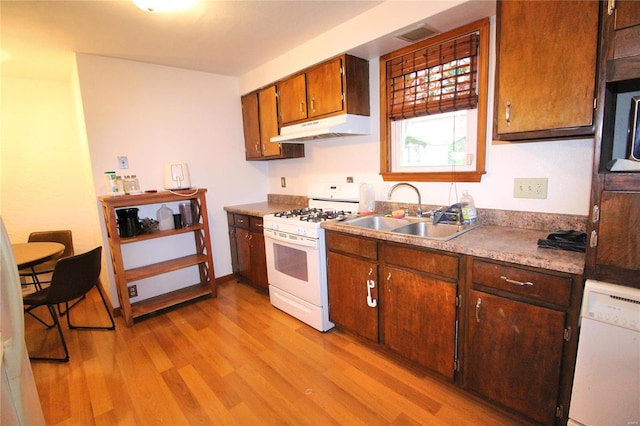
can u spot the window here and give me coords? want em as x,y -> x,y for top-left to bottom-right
380,18 -> 490,182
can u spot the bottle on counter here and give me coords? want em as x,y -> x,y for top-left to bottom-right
460,190 -> 477,224
358,182 -> 375,215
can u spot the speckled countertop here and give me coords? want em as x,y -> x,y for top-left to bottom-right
223,201 -> 306,217
224,196 -> 586,276
322,218 -> 585,275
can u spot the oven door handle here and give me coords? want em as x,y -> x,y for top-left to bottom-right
264,228 -> 318,248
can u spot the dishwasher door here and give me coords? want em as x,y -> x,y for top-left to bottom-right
568,280 -> 640,426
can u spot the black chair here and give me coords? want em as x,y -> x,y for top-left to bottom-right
23,246 -> 115,362
19,230 -> 74,289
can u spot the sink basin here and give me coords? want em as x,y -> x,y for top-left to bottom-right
343,215 -> 478,241
344,215 -> 409,231
391,221 -> 471,241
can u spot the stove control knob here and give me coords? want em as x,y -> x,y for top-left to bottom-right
298,228 -> 306,236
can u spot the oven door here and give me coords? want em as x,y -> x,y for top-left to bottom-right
263,228 -> 324,306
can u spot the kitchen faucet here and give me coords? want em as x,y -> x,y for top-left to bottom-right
387,183 -> 423,217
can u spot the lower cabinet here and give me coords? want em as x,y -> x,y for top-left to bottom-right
326,230 -> 582,425
326,232 -> 379,342
380,243 -> 459,379
227,213 -> 268,290
462,258 -> 582,425
326,231 -> 460,379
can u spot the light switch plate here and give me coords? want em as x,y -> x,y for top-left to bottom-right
514,178 -> 548,199
117,156 -> 129,169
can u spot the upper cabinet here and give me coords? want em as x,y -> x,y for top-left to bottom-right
493,0 -> 600,141
585,1 -> 640,288
278,54 -> 370,126
241,85 -> 304,161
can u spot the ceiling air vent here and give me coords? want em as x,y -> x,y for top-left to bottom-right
395,24 -> 439,43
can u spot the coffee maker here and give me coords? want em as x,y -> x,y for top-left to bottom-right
116,208 -> 141,237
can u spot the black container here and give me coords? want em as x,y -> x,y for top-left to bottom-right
116,208 -> 141,237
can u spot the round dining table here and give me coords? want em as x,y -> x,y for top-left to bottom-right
12,242 -> 65,270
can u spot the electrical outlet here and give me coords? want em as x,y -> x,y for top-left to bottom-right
117,156 -> 129,169
128,285 -> 138,298
281,177 -> 286,188
514,178 -> 548,199
346,176 -> 354,183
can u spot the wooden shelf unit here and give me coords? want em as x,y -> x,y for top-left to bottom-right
99,189 -> 216,327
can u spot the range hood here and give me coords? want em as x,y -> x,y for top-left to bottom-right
271,114 -> 370,143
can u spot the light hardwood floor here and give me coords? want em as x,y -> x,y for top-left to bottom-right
26,279 -> 524,425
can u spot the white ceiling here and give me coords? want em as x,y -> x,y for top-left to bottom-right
1,1 -> 496,82
0,0 -> 387,80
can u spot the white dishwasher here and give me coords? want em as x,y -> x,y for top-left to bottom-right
568,280 -> 640,426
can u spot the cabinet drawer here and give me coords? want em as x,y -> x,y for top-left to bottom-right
472,259 -> 572,307
381,243 -> 458,281
326,231 -> 377,260
233,214 -> 249,228
250,216 -> 264,233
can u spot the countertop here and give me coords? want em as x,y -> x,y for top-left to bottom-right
223,202 -> 585,276
224,201 -> 305,217
322,217 -> 585,275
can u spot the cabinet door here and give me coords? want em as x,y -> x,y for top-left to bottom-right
258,86 -> 281,158
615,0 -> 640,30
241,92 -> 261,159
327,251 -> 378,342
591,191 -> 640,284
381,266 -> 456,378
227,216 -> 239,275
306,57 -> 344,118
278,74 -> 307,125
236,227 -> 252,282
494,0 -> 599,140
466,290 -> 566,425
249,230 -> 268,289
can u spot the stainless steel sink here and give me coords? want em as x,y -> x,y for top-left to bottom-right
391,221 -> 471,241
343,215 -> 478,241
343,215 -> 410,231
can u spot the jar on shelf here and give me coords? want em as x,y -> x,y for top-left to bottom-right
123,175 -> 141,195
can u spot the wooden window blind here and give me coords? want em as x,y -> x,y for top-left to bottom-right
386,32 -> 479,121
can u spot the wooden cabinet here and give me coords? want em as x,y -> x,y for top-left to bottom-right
380,243 -> 459,379
227,213 -> 268,290
493,0 -> 599,141
326,231 -> 460,378
586,1 -> 640,288
99,189 -> 216,327
240,86 -> 304,160
462,259 -> 581,425
326,231 -> 379,342
278,54 -> 370,126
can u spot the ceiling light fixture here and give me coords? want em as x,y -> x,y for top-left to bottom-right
133,0 -> 197,13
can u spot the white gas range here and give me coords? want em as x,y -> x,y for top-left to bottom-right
263,183 -> 361,331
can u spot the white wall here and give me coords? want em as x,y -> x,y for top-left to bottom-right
76,54 -> 268,305
0,70 -> 104,257
242,9 -> 593,216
